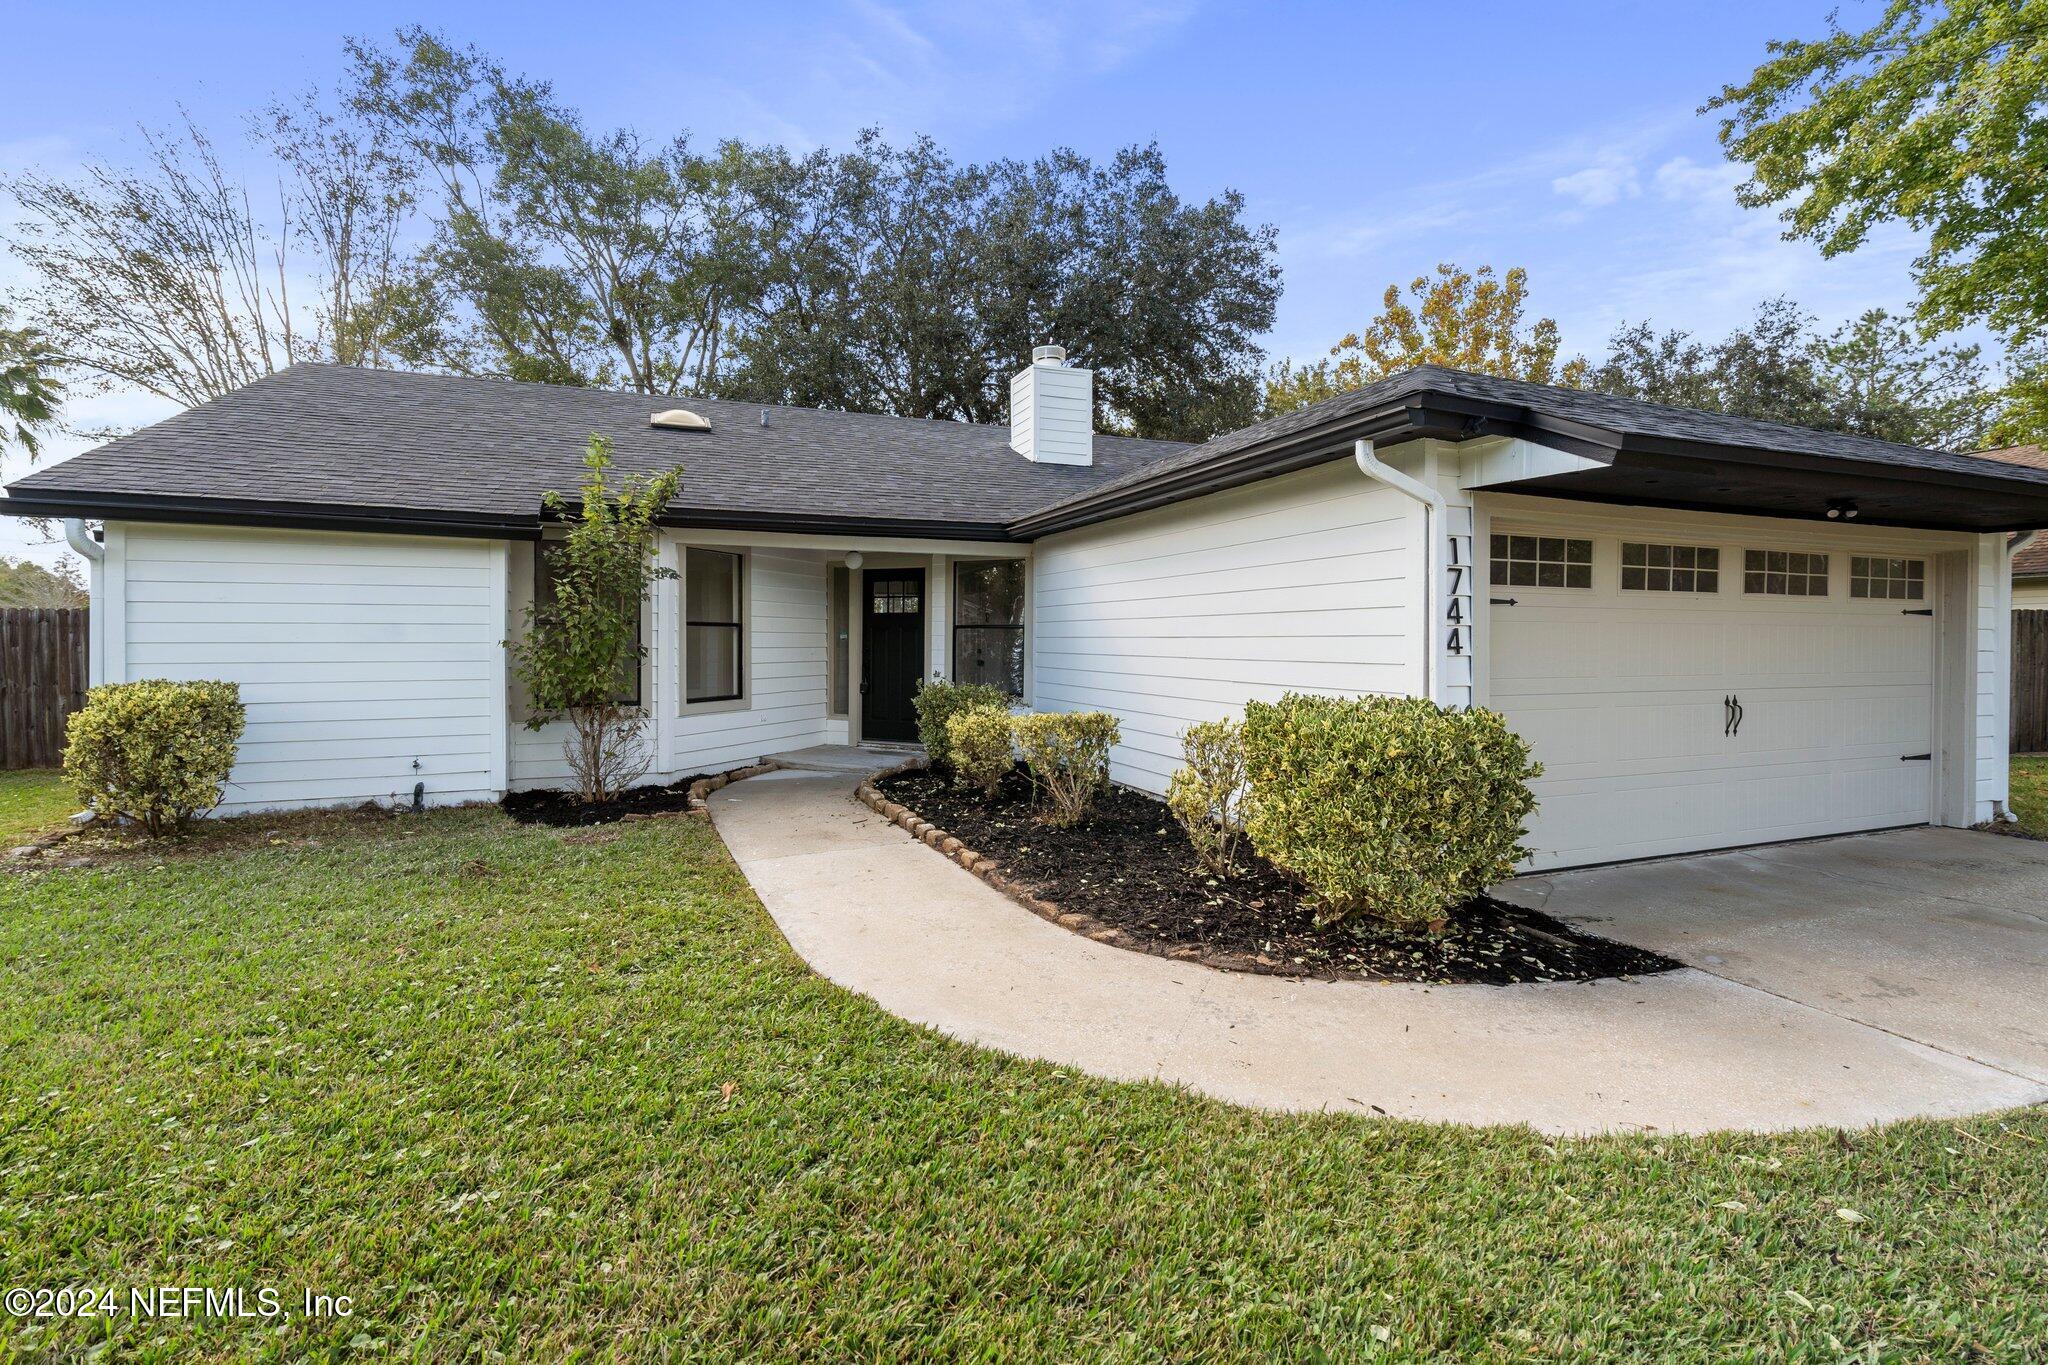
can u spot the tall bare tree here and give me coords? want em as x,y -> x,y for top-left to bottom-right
5,101 -> 417,407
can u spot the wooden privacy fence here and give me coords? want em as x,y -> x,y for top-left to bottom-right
1,608 -> 89,769
2018,610 -> 2048,755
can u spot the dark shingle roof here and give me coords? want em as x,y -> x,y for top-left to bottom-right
14,362 -> 2048,540
1023,365 -> 2048,526
3,365 -> 1190,536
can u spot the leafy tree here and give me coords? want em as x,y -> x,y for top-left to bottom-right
721,133 -> 1280,440
1266,265 -> 1585,416
0,555 -> 87,608
509,436 -> 680,804
1708,0 -> 2048,349
1591,298 -> 1995,450
1989,343 -> 2048,446
345,29 -> 762,394
0,306 -> 63,459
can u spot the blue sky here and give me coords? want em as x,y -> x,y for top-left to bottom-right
2,0 -> 1944,565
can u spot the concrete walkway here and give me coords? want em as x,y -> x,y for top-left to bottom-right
709,769 -> 2048,1135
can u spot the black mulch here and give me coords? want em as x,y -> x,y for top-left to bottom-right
500,775 -> 712,827
876,768 -> 1680,986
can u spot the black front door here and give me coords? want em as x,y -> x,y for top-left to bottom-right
861,568 -> 925,743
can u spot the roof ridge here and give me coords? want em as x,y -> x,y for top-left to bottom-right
291,362 -> 1192,450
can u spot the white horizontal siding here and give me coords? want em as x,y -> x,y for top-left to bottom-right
115,523 -> 505,813
1029,459 -> 1419,793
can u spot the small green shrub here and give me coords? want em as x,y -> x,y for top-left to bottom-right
1240,693 -> 1540,932
1166,718 -> 1248,877
1010,710 -> 1121,827
946,704 -> 1015,798
63,679 -> 246,837
912,678 -> 1009,771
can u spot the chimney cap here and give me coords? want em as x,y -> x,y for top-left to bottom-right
1031,344 -> 1066,365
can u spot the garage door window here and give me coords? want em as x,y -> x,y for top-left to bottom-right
1621,542 -> 1719,592
1850,556 -> 1925,600
1744,549 -> 1829,597
1491,535 -> 1592,588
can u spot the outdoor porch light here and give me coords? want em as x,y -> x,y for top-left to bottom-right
844,551 -> 864,569
1826,498 -> 1860,519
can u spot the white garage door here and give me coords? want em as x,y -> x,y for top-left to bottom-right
1487,522 -> 1937,870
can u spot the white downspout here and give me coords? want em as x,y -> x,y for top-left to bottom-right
1354,440 -> 1445,702
64,518 -> 103,563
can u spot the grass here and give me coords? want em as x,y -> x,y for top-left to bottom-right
2009,755 -> 2047,839
1,806 -> 2043,1361
0,769 -> 75,846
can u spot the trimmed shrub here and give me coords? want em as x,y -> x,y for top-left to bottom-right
946,704 -> 1015,798
63,679 -> 246,837
1240,693 -> 1540,931
1010,710 -> 1121,827
1166,718 -> 1249,877
912,678 -> 1008,771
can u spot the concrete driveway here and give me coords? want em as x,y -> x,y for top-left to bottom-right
714,767 -> 2048,1134
1493,827 -> 2048,1086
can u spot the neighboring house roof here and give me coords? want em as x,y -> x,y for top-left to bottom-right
0,365 -> 1192,540
12,362 -> 2048,541
1976,445 -> 2048,578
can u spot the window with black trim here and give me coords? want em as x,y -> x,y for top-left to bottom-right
1850,556 -> 1925,600
1743,549 -> 1829,597
685,548 -> 743,703
1621,542 -> 1719,592
1490,534 -> 1592,588
953,559 -> 1025,696
535,542 -> 641,705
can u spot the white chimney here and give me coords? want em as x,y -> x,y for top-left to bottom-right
1009,344 -> 1093,466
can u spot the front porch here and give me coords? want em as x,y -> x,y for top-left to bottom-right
506,529 -> 1024,792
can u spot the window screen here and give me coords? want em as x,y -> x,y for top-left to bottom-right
1621,543 -> 1720,593
1743,549 -> 1829,597
953,559 -> 1025,696
686,548 -> 742,703
1849,556 -> 1925,600
1490,534 -> 1592,588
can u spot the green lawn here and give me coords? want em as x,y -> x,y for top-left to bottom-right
2010,755 -> 2047,839
0,769 -> 76,846
2,806 -> 2043,1361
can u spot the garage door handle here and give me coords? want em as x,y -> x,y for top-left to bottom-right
1730,695 -> 1744,737
1724,696 -> 1735,736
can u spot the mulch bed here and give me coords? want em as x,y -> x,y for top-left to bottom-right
874,767 -> 1680,986
501,775 -> 712,827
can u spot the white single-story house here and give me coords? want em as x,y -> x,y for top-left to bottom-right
9,353 -> 2048,870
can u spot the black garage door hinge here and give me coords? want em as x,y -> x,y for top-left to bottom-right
1490,597 -> 1518,606
1902,608 -> 1933,616
1900,753 -> 1932,761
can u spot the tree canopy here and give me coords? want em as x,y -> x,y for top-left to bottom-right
1590,298 -> 1995,451
2,30 -> 1280,443
0,306 -> 63,460
1709,0 -> 2048,348
1265,265 -> 1584,416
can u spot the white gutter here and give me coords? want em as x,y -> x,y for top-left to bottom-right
1354,440 -> 1445,702
63,518 -> 104,562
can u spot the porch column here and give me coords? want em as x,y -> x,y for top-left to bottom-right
927,553 -> 950,682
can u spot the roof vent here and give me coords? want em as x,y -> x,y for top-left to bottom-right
650,408 -> 711,431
